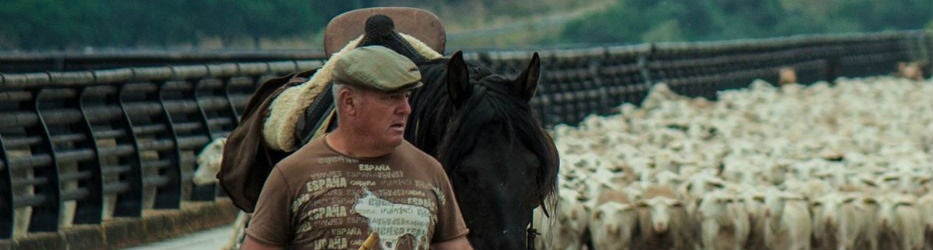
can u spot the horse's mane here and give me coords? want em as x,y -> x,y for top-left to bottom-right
405,58 -> 490,155
406,58 -> 452,153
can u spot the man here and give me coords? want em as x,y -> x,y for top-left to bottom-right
242,46 -> 472,250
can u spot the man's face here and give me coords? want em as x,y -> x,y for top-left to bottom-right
353,88 -> 412,148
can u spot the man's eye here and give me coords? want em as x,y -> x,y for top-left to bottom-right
391,93 -> 410,100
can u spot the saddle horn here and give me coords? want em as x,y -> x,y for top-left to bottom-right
355,14 -> 428,63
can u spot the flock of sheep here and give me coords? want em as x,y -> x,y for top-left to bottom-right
535,76 -> 933,250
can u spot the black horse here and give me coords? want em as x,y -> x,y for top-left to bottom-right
339,16 -> 560,249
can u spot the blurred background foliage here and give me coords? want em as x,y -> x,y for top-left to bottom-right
0,0 -> 930,51
560,0 -> 933,44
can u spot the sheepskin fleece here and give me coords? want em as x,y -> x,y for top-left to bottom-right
262,33 -> 443,152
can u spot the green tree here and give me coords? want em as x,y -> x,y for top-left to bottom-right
0,0 -> 361,50
0,0 -> 97,50
107,1 -> 200,47
834,0 -> 933,31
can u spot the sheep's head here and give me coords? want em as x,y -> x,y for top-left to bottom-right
811,194 -> 845,226
592,202 -> 635,237
638,196 -> 681,232
876,194 -> 916,229
778,67 -> 797,85
898,61 -> 926,81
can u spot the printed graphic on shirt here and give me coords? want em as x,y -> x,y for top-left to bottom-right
354,188 -> 436,250
290,155 -> 442,250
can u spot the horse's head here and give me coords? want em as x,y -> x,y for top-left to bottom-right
434,51 -> 560,249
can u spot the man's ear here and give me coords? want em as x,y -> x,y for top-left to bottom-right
340,88 -> 358,116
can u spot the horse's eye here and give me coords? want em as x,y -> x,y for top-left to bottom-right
453,172 -> 470,185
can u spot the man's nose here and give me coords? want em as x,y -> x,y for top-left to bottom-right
396,99 -> 411,115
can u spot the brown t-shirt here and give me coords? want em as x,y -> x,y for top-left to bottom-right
246,136 -> 469,250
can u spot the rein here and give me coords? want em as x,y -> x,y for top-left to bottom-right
527,212 -> 539,250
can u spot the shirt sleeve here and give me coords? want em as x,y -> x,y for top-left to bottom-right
245,167 -> 293,246
431,167 -> 470,242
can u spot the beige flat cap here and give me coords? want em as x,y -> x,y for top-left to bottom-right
332,45 -> 423,92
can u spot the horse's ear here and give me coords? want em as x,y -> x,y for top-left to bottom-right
447,51 -> 471,108
513,52 -> 540,102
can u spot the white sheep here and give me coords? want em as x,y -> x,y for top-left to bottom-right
548,76 -> 933,249
193,137 -> 227,185
740,189 -> 768,250
540,188 -> 588,250
810,193 -> 874,250
696,190 -> 750,250
589,201 -> 638,250
874,194 -> 925,250
632,185 -> 694,250
917,193 -> 933,250
762,188 -> 811,250
897,61 -> 926,81
778,67 -> 798,85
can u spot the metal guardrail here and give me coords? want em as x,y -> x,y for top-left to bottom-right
513,30 -> 933,125
0,50 -> 327,73
0,30 -> 930,241
0,60 -> 323,239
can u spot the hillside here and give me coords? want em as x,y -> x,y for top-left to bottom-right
245,0 -> 617,51
287,0 -> 617,50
